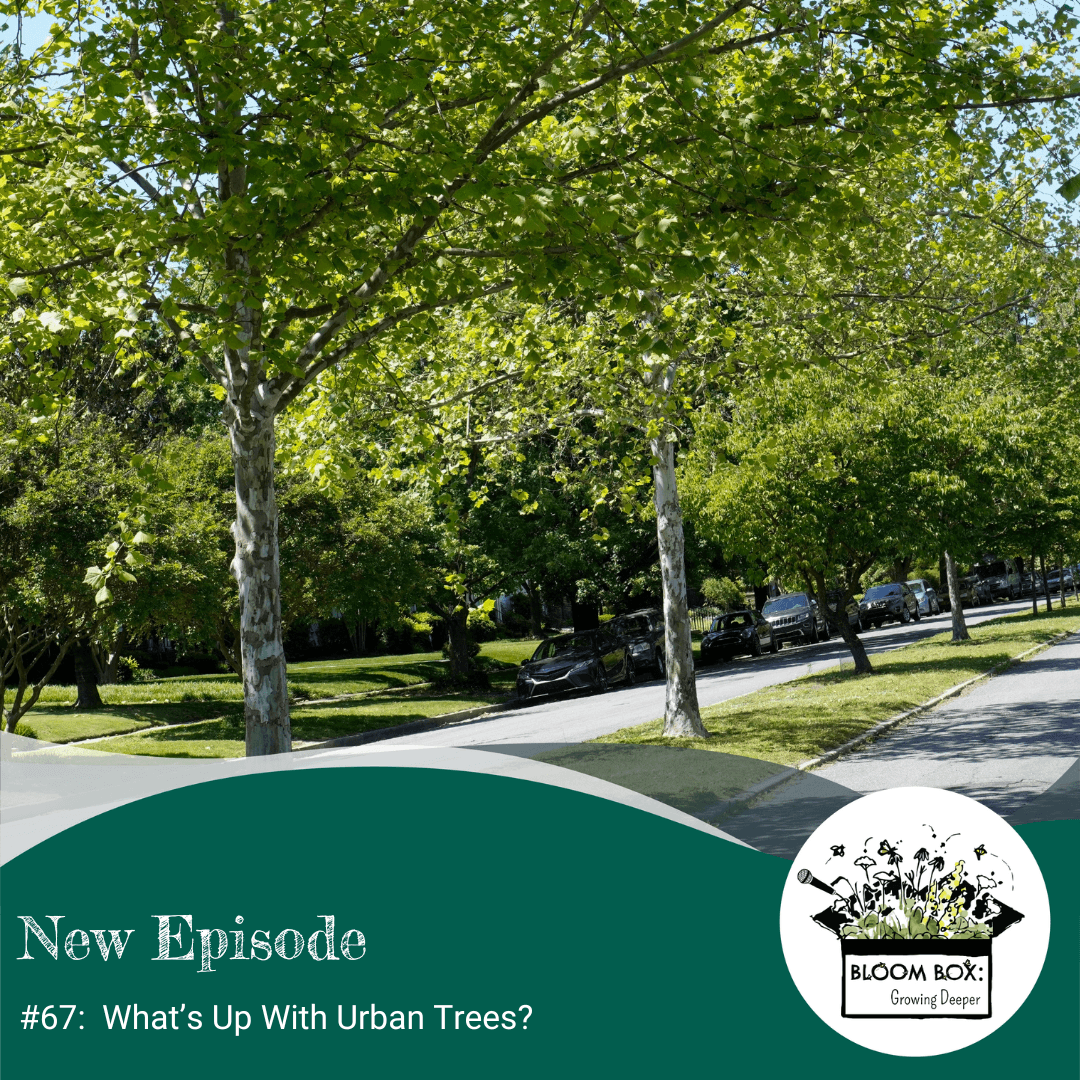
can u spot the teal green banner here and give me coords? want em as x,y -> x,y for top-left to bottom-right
3,768 -> 1076,1077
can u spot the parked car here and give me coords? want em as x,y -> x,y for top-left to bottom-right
825,589 -> 863,633
1046,566 -> 1076,592
700,609 -> 777,663
516,628 -> 633,700
937,576 -> 982,611
609,608 -> 666,677
858,582 -> 921,628
761,592 -> 830,646
905,578 -> 941,617
972,557 -> 1021,601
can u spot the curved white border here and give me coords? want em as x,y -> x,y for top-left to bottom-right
1,733 -> 754,863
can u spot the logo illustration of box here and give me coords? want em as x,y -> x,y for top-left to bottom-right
841,938 -> 991,1019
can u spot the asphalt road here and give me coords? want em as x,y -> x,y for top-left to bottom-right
816,631 -> 1080,818
341,596 -> 1037,757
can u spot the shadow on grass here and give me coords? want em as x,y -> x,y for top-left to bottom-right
17,702 -> 242,742
535,744 -> 786,815
287,661 -> 442,690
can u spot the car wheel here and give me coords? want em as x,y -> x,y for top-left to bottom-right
592,664 -> 609,693
750,632 -> 762,657
901,607 -> 912,624
873,621 -> 883,630
855,616 -> 864,634
932,601 -> 940,615
821,619 -> 830,641
656,650 -> 666,678
770,633 -> 778,654
810,622 -> 820,644
624,657 -> 636,686
913,605 -> 921,622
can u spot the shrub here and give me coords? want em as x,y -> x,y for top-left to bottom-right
700,576 -> 746,611
116,656 -> 156,683
466,607 -> 498,641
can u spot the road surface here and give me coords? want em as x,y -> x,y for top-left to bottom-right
340,597 -> 1035,756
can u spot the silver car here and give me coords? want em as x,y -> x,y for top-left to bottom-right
905,579 -> 941,617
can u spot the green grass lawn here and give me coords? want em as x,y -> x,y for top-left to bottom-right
87,690 -> 502,759
9,641 -> 538,750
594,609 -> 1080,767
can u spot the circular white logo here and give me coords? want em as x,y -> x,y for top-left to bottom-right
779,787 -> 1050,1056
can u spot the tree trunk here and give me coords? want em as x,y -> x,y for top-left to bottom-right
891,556 -> 913,583
651,435 -> 706,738
92,628 -> 126,685
72,639 -> 104,709
809,569 -> 872,674
753,584 -> 769,612
526,582 -> 544,638
1031,550 -> 1038,616
945,551 -> 970,642
1040,554 -> 1053,612
228,407 -> 290,755
1057,555 -> 1066,609
571,599 -> 599,633
446,606 -> 470,678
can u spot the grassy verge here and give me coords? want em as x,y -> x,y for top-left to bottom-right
10,641 -> 540,753
593,609 -> 1080,767
85,690 -> 502,759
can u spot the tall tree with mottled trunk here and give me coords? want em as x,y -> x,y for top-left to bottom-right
4,0 -> 1074,751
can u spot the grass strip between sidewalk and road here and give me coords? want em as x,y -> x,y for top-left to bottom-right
593,609 -> 1080,767
9,640 -> 543,754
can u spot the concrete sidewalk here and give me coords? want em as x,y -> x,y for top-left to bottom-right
522,632 -> 1079,859
814,633 -> 1080,819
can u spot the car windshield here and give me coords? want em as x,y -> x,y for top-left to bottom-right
864,585 -> 901,599
976,561 -> 1008,578
711,613 -> 753,631
905,581 -> 926,595
532,634 -> 595,661
762,596 -> 807,615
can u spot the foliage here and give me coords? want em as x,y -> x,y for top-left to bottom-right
700,576 -> 745,611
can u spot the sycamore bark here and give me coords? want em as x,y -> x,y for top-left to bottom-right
651,435 -> 707,738
228,407 -> 290,755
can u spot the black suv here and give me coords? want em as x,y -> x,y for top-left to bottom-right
609,608 -> 666,677
516,628 -> 633,700
700,609 -> 777,664
858,582 -> 920,628
761,592 -> 830,646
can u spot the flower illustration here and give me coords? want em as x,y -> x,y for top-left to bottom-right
801,831 -> 1018,941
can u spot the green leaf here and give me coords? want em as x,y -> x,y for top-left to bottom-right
95,585 -> 113,605
7,277 -> 29,297
1056,174 -> 1080,202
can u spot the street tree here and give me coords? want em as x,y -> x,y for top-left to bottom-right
4,0 -> 1076,751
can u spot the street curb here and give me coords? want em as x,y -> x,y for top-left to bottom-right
796,628 -> 1077,771
691,765 -> 800,823
293,700 -> 512,753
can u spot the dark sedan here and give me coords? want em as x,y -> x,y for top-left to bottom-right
700,610 -> 777,664
609,608 -> 666,677
516,628 -> 633,700
858,582 -> 920,628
